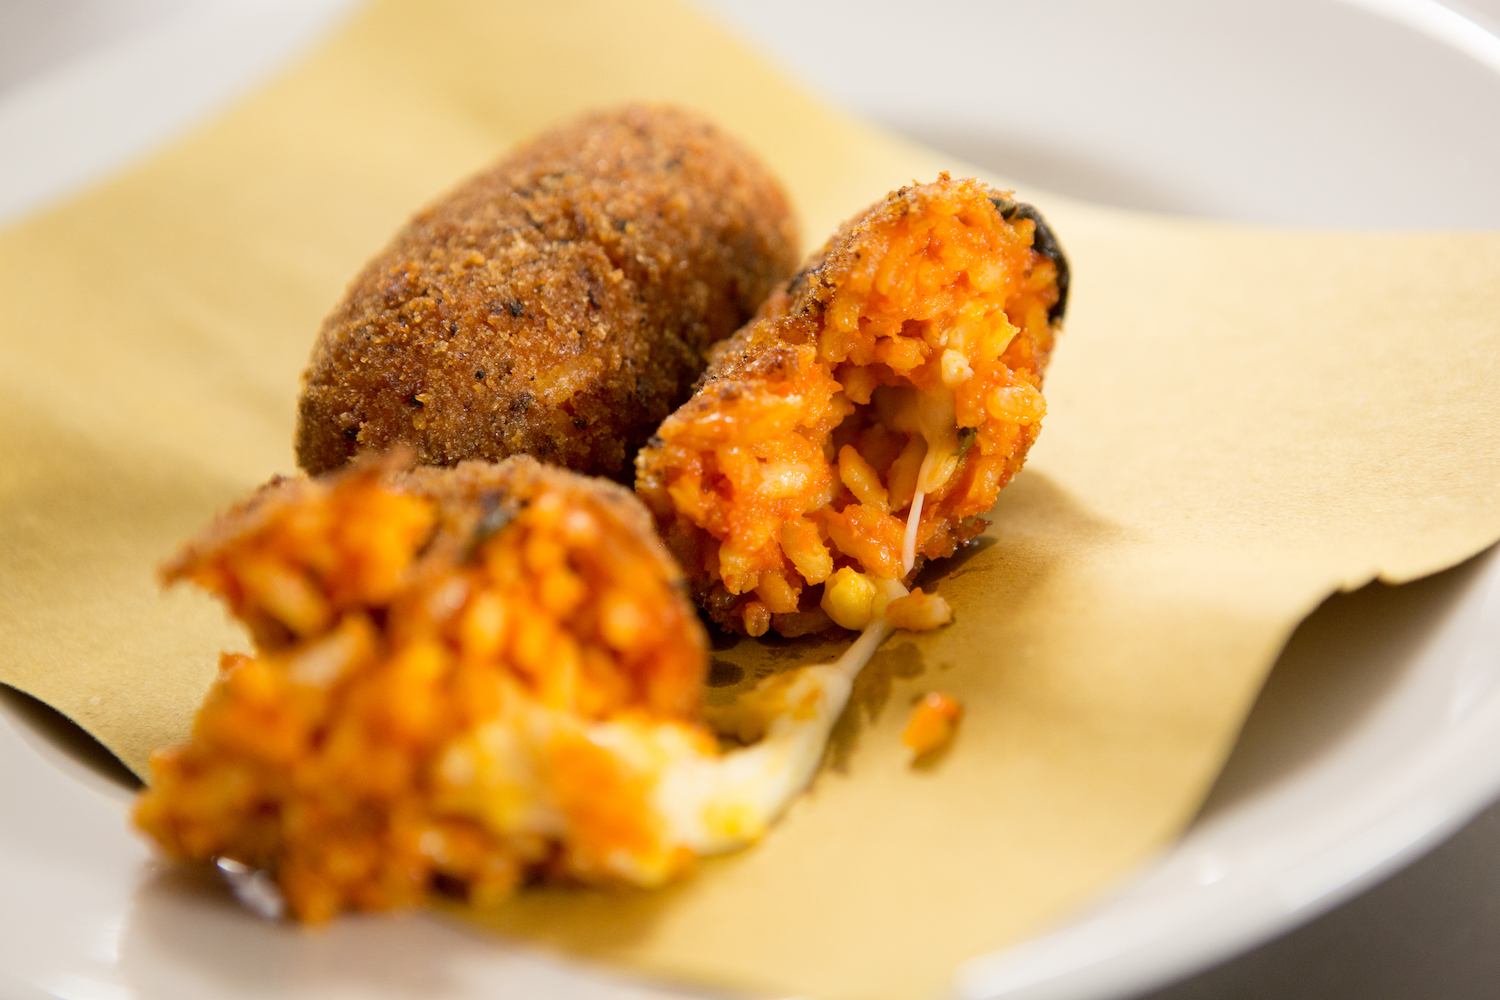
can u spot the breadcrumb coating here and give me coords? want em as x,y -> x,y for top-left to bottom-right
296,105 -> 799,481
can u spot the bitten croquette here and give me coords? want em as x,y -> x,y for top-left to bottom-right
636,175 -> 1067,637
296,105 -> 799,481
136,453 -> 713,921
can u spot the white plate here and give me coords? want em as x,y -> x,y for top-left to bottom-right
4,3 -> 1500,999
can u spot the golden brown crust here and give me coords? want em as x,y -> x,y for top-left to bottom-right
295,105 -> 799,480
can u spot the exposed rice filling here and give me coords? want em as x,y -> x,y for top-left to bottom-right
136,456 -> 710,920
136,454 -> 940,923
636,175 -> 1066,636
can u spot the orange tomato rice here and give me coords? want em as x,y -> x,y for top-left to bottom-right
135,454 -> 708,921
636,174 -> 1066,636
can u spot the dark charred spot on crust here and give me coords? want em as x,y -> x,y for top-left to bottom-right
510,393 -> 534,414
984,194 -> 1068,321
989,194 -> 1019,219
475,369 -> 486,380
507,300 -> 526,318
1007,202 -> 1070,322
614,218 -> 629,233
586,288 -> 600,309
409,394 -> 424,408
646,434 -> 664,449
573,417 -> 588,429
342,425 -> 359,441
447,321 -> 459,337
786,261 -> 823,297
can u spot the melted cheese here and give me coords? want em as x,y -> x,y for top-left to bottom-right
433,579 -> 911,885
902,489 -> 925,576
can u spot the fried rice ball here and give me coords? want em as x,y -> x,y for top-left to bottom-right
295,105 -> 799,481
135,453 -> 712,921
635,174 -> 1068,637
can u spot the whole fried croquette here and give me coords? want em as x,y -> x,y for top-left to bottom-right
137,453 -> 711,920
635,174 -> 1068,637
295,105 -> 799,480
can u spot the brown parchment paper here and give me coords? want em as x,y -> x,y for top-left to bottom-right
2,2 -> 1498,999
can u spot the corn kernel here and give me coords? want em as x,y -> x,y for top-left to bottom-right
820,567 -> 878,630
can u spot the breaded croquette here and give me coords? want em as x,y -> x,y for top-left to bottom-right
636,175 -> 1067,636
296,105 -> 798,481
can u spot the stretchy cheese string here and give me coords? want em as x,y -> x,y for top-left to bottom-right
669,576 -> 908,856
901,490 -> 924,577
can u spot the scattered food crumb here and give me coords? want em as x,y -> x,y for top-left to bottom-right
902,691 -> 963,758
